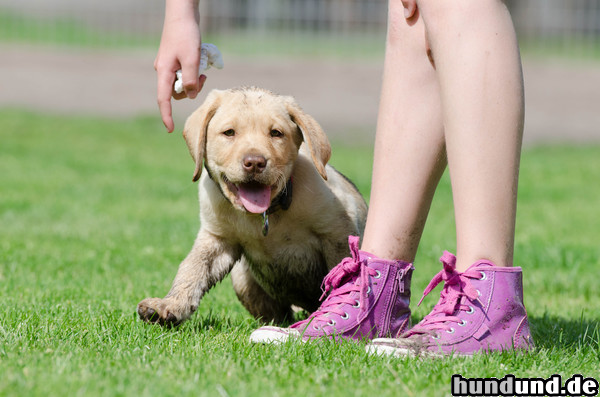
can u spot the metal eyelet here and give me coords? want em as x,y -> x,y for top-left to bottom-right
366,286 -> 371,294
446,328 -> 455,334
479,271 -> 487,281
458,320 -> 467,326
476,289 -> 481,297
373,270 -> 382,279
352,300 -> 361,308
432,334 -> 440,340
466,305 -> 475,314
327,319 -> 336,327
341,312 -> 350,320
313,324 -> 321,330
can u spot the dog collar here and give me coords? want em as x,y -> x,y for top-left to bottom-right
261,177 -> 293,237
265,177 -> 293,215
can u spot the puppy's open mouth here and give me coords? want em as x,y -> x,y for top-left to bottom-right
223,176 -> 272,214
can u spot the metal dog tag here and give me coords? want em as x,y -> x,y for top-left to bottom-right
262,212 -> 269,237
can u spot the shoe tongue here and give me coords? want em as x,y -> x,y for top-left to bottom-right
238,183 -> 272,213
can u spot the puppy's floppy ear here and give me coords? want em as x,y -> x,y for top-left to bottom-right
182,89 -> 223,182
285,97 -> 331,180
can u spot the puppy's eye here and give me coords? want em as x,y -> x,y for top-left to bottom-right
223,129 -> 235,137
270,129 -> 283,138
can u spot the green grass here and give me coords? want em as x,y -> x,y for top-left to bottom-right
1,109 -> 599,396
0,10 -> 158,49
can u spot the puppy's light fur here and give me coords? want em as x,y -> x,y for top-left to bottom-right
138,87 -> 367,325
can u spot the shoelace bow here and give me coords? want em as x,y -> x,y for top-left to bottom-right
408,251 -> 482,336
291,236 -> 377,330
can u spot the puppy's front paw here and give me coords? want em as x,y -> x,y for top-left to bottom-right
137,297 -> 192,326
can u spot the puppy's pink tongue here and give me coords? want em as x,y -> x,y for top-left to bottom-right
238,184 -> 272,213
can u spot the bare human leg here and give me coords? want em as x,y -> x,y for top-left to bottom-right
366,0 -> 533,357
418,0 -> 524,271
361,1 -> 446,263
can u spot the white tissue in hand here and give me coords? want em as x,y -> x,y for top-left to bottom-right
174,43 -> 224,94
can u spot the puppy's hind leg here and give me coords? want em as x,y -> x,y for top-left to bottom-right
231,259 -> 293,324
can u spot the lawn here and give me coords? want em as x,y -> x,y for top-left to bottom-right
1,109 -> 598,396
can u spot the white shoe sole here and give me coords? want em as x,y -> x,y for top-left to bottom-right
249,326 -> 301,344
366,338 -> 473,358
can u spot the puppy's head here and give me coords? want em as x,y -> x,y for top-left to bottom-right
183,87 -> 331,214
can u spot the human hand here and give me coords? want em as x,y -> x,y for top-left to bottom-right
173,44 -> 224,94
155,0 -> 205,132
401,0 -> 417,19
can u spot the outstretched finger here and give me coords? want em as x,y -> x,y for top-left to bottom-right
157,69 -> 176,132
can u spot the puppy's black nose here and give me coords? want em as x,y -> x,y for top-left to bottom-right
242,155 -> 267,173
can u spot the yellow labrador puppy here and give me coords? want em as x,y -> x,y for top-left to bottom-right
138,87 -> 367,325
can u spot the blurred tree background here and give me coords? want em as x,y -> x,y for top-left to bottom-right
1,0 -> 599,144
1,0 -> 599,58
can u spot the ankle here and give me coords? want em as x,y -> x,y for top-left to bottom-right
359,244 -> 416,265
454,253 -> 515,272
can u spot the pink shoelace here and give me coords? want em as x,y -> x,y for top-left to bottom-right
406,251 -> 483,337
290,236 -> 377,331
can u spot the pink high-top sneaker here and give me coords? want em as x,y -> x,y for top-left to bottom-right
367,251 -> 534,357
249,236 -> 414,344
